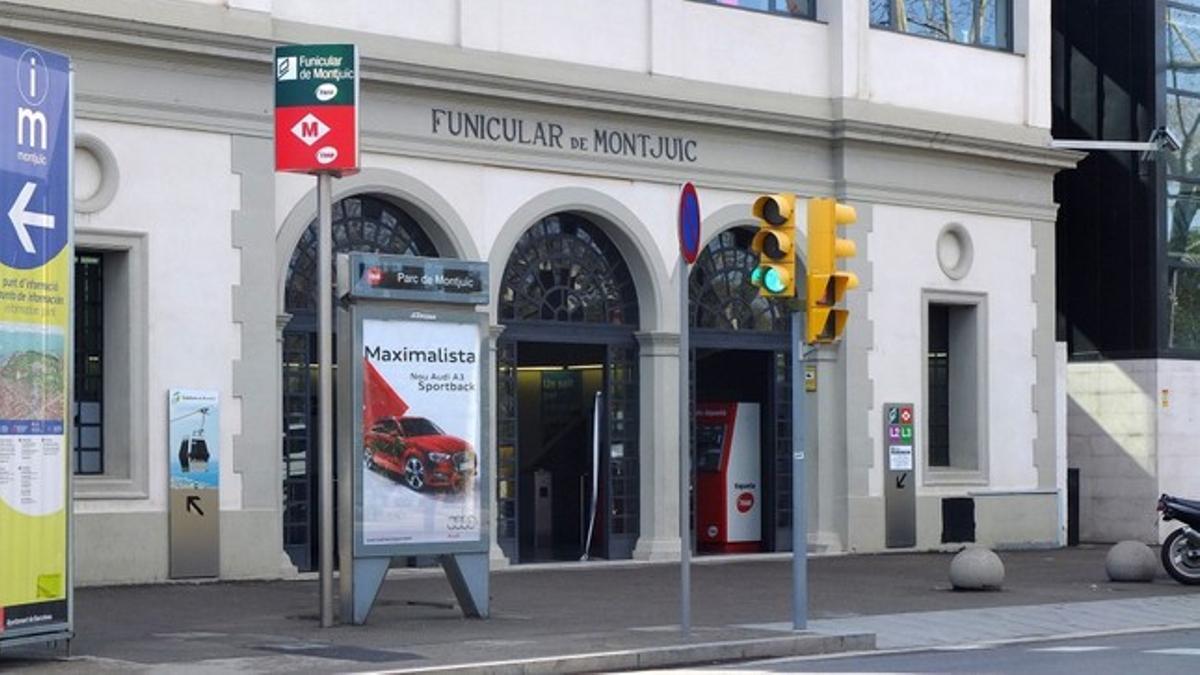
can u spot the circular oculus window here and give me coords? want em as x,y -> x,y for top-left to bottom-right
936,223 -> 974,280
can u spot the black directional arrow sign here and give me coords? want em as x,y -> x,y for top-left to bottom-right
895,472 -> 908,489
186,495 -> 205,516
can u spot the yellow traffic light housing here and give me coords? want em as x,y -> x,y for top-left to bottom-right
750,193 -> 797,297
805,197 -> 857,344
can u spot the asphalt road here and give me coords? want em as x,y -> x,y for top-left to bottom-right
719,628 -> 1200,674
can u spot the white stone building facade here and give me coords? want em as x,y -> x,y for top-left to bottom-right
7,0 -> 1072,583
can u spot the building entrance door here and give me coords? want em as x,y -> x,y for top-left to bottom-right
516,341 -> 604,561
688,227 -> 794,552
496,335 -> 639,563
692,347 -> 790,553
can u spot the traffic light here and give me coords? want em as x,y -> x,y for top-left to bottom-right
750,193 -> 797,297
805,197 -> 857,344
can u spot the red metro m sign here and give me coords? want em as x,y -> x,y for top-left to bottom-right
274,44 -> 359,175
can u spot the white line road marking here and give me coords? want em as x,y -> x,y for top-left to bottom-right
931,645 -> 989,651
1146,648 -> 1200,656
1030,646 -> 1116,653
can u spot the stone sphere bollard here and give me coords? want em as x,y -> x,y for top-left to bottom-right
949,547 -> 1005,590
1105,540 -> 1158,582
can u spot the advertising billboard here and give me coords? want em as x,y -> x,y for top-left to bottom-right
0,37 -> 71,641
359,317 -> 482,547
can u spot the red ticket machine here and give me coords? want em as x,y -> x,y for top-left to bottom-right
696,402 -> 761,553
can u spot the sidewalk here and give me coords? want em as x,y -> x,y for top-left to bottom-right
3,545 -> 1198,673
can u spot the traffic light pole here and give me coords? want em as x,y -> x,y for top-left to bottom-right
791,309 -> 807,631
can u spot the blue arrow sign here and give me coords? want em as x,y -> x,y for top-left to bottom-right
0,41 -> 69,270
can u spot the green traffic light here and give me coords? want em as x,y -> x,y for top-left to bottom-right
750,266 -> 764,287
763,267 -> 786,294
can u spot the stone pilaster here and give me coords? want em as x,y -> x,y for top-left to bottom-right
631,331 -> 683,561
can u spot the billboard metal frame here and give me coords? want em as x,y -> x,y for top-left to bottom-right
336,253 -> 491,625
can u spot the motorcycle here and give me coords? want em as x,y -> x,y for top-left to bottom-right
1157,493 -> 1200,584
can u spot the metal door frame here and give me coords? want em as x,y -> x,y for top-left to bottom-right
496,326 -> 639,562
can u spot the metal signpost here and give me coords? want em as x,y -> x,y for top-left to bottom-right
336,253 -> 491,624
677,182 -> 700,637
274,43 -> 360,628
0,36 -> 73,651
168,390 -> 220,578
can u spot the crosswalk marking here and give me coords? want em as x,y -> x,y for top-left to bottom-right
1146,648 -> 1200,656
1029,646 -> 1115,653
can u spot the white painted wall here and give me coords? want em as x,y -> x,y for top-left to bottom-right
1067,360 -> 1158,543
866,30 -> 1026,125
1155,360 -> 1200,540
652,1 -> 830,97
1069,358 -> 1200,543
268,0 -> 459,44
206,0 -> 1054,122
492,0 -> 650,73
866,204 -> 1038,498
73,120 -> 242,514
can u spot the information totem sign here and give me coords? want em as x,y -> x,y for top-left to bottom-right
274,44 -> 359,174
884,402 -> 916,548
336,253 -> 490,625
167,390 -> 220,579
0,36 -> 73,648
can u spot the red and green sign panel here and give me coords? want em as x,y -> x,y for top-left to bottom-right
274,44 -> 359,175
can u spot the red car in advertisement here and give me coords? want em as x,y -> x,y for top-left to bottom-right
365,416 -> 476,492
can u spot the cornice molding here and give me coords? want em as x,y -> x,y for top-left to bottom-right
835,120 -> 1081,170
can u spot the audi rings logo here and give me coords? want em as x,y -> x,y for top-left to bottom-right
447,515 -> 478,531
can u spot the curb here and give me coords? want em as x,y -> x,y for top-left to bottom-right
368,632 -> 875,675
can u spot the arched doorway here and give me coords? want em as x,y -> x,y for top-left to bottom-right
495,213 -> 640,562
281,194 -> 439,571
689,227 -> 794,553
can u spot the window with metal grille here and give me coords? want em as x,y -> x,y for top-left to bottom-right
928,304 -> 950,467
498,213 -> 639,326
74,252 -> 104,475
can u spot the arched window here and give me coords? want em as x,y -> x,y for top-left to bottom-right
499,213 -> 639,325
285,195 -> 438,313
689,227 -> 787,332
280,193 -> 438,572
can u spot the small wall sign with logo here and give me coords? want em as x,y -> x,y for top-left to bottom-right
274,44 -> 359,175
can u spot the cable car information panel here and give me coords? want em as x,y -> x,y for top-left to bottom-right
167,389 -> 220,578
0,36 -> 72,646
